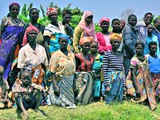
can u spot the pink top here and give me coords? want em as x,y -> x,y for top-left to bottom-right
96,32 -> 112,54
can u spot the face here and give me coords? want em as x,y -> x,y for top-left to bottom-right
120,20 -> 125,29
149,45 -> 157,54
144,14 -> 153,25
101,21 -> 109,31
59,38 -> 68,50
135,44 -> 144,56
63,14 -> 72,24
49,12 -> 58,23
112,20 -> 120,32
85,15 -> 93,25
129,16 -> 137,27
154,19 -> 160,31
81,42 -> 91,53
27,30 -> 38,44
147,25 -> 154,34
9,5 -> 20,17
30,9 -> 39,21
21,71 -> 31,86
91,42 -> 98,54
111,40 -> 121,50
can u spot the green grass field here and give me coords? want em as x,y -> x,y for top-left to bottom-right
0,101 -> 160,120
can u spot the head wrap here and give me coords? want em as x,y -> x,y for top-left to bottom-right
57,33 -> 71,44
9,2 -> 20,8
78,11 -> 96,40
110,33 -> 122,43
99,17 -> 110,26
22,25 -> 39,46
79,37 -> 93,46
46,7 -> 58,16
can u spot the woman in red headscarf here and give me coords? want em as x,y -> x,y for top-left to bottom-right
73,11 -> 97,53
17,25 -> 48,85
96,17 -> 111,55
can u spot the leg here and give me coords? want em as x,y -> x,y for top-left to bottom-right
124,57 -> 131,77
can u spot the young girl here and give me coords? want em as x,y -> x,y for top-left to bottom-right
126,41 -> 157,110
90,41 -> 103,101
102,33 -> 125,104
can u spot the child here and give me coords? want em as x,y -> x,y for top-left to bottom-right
0,66 -> 12,108
90,41 -> 103,101
12,69 -> 43,119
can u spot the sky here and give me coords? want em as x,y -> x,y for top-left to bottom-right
0,0 -> 160,23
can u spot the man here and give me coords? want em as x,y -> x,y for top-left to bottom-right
123,14 -> 137,77
120,19 -> 126,33
62,9 -> 73,42
22,8 -> 45,46
153,17 -> 160,46
136,12 -> 153,43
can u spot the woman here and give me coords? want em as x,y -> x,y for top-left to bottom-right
126,41 -> 157,110
43,7 -> 66,60
0,2 -> 25,84
18,25 -> 48,85
73,11 -> 96,53
102,33 -> 125,104
145,41 -> 160,99
96,17 -> 111,54
48,34 -> 76,108
74,37 -> 94,105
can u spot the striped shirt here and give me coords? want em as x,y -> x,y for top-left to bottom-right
102,51 -> 124,86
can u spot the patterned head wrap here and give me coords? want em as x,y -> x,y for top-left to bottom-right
99,17 -> 110,26
79,37 -> 93,46
110,33 -> 122,43
58,33 -> 71,44
46,7 -> 58,16
22,25 -> 39,46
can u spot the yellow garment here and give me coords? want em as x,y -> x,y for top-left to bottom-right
49,50 -> 76,76
73,26 -> 85,53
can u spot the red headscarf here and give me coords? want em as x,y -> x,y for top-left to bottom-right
46,7 -> 58,16
79,37 -> 93,46
22,25 -> 39,46
99,17 -> 110,26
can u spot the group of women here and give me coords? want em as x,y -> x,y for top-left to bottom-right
0,2 -> 159,112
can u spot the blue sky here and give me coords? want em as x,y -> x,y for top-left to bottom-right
0,0 -> 160,23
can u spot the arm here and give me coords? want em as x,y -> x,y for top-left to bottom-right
44,36 -> 51,61
17,48 -> 26,69
123,27 -> 135,57
73,26 -> 83,53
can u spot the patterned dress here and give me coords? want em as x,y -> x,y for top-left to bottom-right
126,55 -> 157,110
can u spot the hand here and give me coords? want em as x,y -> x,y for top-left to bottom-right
106,86 -> 110,92
23,111 -> 29,120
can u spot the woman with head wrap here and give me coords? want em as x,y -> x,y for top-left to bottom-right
48,34 -> 76,108
0,2 -> 25,87
96,17 -> 111,55
102,33 -> 125,104
74,37 -> 95,105
43,7 -> 66,61
17,25 -> 48,85
73,11 -> 97,53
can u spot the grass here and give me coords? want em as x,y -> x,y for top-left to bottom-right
0,101 -> 160,120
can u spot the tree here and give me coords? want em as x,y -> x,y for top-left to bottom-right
120,8 -> 135,21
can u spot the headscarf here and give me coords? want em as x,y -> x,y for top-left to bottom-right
99,17 -> 110,26
57,33 -> 71,44
78,11 -> 96,40
9,2 -> 20,8
79,37 -> 93,46
110,33 -> 122,43
22,25 -> 39,46
46,7 -> 58,16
